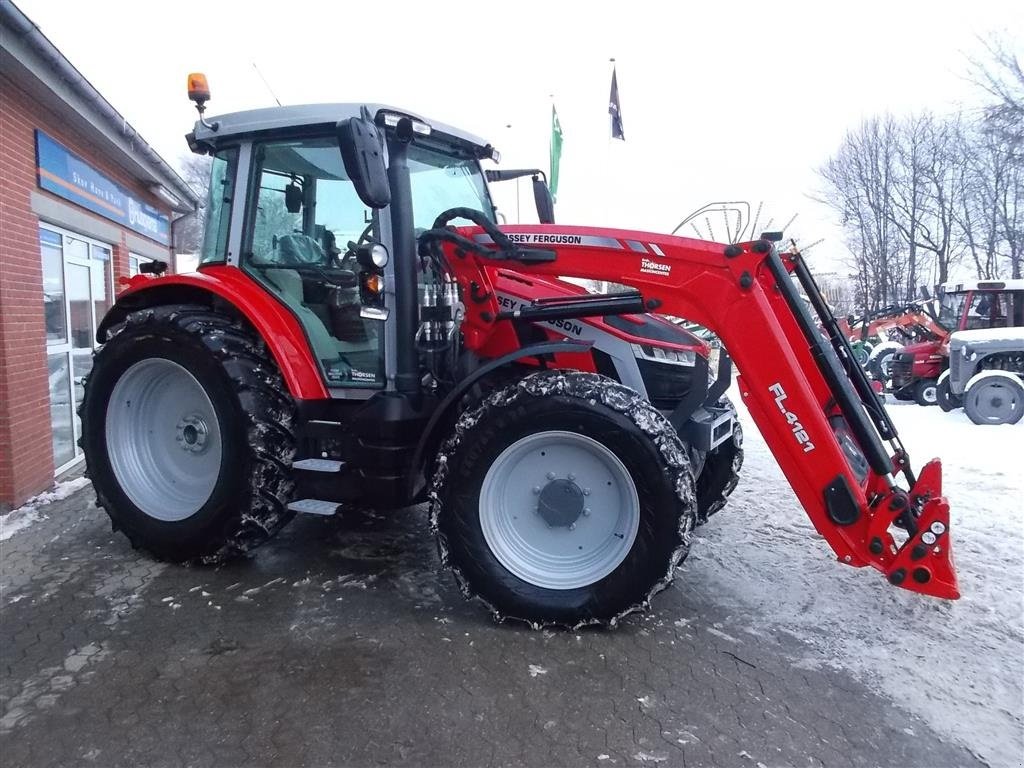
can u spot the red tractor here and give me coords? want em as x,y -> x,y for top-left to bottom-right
889,280 -> 1024,406
78,79 -> 959,628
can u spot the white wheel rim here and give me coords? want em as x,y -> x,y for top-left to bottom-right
479,431 -> 640,590
105,358 -> 222,521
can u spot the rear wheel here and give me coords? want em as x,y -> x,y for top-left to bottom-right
913,378 -> 938,407
963,373 -> 1024,425
431,371 -> 697,628
80,304 -> 297,562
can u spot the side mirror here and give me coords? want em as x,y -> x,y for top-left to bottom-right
532,175 -> 555,224
337,117 -> 390,209
284,182 -> 303,213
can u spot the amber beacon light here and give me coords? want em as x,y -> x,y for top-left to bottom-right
187,73 -> 211,105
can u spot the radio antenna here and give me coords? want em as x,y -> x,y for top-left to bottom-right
252,62 -> 282,107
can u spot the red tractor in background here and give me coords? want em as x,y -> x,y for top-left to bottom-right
835,303 -> 946,391
78,78 -> 959,629
888,280 -> 1024,407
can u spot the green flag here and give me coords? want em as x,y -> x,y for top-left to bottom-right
550,104 -> 563,203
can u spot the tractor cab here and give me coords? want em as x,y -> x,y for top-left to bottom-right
189,103 -> 501,392
936,279 -> 1024,333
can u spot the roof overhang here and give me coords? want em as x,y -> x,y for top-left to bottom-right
191,103 -> 498,160
0,1 -> 199,213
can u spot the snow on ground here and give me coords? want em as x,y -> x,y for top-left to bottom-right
0,477 -> 92,542
690,390 -> 1024,767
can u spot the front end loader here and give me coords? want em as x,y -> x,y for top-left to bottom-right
78,80 -> 958,628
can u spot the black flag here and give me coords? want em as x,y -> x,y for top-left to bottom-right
609,66 -> 624,140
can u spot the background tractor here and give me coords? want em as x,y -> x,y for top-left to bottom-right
79,79 -> 959,628
889,280 -> 1024,406
940,328 -> 1024,424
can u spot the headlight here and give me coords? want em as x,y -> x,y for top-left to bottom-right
369,243 -> 389,268
631,343 -> 696,367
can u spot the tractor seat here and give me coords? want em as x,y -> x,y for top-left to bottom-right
259,265 -> 378,367
276,233 -> 327,266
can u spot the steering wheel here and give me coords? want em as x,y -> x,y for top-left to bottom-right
338,222 -> 376,269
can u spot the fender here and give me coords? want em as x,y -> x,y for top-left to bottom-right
407,339 -> 594,498
99,265 -> 329,399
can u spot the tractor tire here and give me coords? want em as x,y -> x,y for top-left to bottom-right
892,388 -> 915,402
80,304 -> 297,563
695,398 -> 744,525
936,371 -> 961,413
430,371 -> 697,629
913,379 -> 939,407
963,372 -> 1024,426
867,348 -> 899,382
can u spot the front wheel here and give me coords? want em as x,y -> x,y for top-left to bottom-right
431,371 -> 697,628
695,398 -> 744,524
914,378 -> 939,407
936,370 -> 961,412
80,304 -> 297,563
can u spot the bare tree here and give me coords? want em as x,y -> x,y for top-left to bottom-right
956,125 -> 1009,278
968,38 -> 1024,278
911,116 -> 963,287
174,154 -> 212,254
970,37 -> 1024,153
817,117 -> 906,311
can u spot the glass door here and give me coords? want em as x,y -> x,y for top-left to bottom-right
40,226 -> 112,473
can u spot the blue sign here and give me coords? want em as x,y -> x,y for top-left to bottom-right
35,130 -> 171,246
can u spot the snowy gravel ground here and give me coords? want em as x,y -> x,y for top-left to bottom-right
690,390 -> 1024,767
0,476 -> 91,542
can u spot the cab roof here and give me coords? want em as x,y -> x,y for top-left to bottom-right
942,278 -> 1024,293
190,103 -> 495,156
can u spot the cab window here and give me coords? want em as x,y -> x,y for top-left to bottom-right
243,136 -> 384,388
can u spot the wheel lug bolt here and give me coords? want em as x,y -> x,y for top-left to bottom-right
568,473 -> 576,481
533,486 -> 541,494
583,508 -> 591,516
583,489 -> 590,496
546,472 -> 555,480
569,523 -> 576,531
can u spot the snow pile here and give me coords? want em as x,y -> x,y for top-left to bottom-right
0,477 -> 92,541
692,393 -> 1023,766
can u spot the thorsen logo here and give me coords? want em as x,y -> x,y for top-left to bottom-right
768,382 -> 816,453
640,258 -> 671,276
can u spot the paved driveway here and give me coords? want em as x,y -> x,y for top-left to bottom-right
1,485 -> 982,767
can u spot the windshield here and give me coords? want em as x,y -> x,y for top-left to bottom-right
938,292 -> 966,330
939,290 -> 1024,331
407,143 -> 493,230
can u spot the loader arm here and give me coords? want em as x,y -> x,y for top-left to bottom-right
435,222 -> 959,599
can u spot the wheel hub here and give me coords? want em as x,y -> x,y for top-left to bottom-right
537,478 -> 585,528
176,414 -> 211,454
480,430 -> 640,590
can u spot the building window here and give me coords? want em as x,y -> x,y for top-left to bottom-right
39,225 -> 113,473
129,252 -> 153,276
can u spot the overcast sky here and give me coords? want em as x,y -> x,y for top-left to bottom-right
15,0 -> 1020,272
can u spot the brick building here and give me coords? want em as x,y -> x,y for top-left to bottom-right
0,0 -> 199,509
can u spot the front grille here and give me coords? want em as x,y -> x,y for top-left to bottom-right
950,353 -> 961,384
636,358 -> 696,409
890,352 -> 914,388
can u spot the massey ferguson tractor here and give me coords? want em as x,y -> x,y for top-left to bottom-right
78,77 -> 959,628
